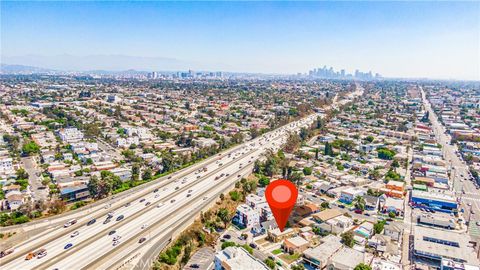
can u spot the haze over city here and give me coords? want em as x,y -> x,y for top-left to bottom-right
1,2 -> 480,270
1,1 -> 479,80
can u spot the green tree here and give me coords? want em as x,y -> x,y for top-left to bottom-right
365,135 -> 375,143
264,258 -> 276,269
303,167 -> 313,176
377,148 -> 396,160
221,241 -> 236,250
341,231 -> 354,247
321,202 -> 330,209
353,196 -> 366,212
16,168 -> 29,180
324,142 -> 334,156
217,208 -> 231,228
374,220 -> 386,234
258,175 -> 270,187
22,141 -> 40,156
142,168 -> 152,181
354,263 -> 372,270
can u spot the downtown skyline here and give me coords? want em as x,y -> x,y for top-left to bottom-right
1,1 -> 479,80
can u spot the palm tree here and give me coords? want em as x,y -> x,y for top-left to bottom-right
353,196 -> 366,212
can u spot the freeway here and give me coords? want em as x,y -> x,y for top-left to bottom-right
0,88 -> 363,270
0,111 -> 322,270
421,88 -> 480,231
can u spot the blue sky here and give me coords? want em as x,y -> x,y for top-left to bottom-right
1,1 -> 479,79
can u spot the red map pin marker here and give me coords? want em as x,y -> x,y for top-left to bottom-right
265,179 -> 298,232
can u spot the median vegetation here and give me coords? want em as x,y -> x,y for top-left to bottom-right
152,174 -> 261,270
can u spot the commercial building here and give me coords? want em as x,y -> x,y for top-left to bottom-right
418,213 -> 456,230
411,190 -> 458,213
214,246 -> 269,270
413,226 -> 479,267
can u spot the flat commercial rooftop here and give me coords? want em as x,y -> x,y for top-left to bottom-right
413,226 -> 479,265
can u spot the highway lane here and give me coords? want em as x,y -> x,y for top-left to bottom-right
92,133 -> 291,270
53,159 -> 258,270
1,128 -> 269,234
2,143 -> 245,256
1,144 -> 259,269
108,89 -> 364,270
1,111 -> 318,269
0,88 -> 363,269
36,146 -> 260,268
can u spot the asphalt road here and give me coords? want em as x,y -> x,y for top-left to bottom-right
422,87 -> 480,237
22,156 -> 48,202
0,88 -> 364,270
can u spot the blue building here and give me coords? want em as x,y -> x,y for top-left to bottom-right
411,190 -> 457,213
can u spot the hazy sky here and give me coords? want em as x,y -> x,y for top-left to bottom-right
1,1 -> 479,80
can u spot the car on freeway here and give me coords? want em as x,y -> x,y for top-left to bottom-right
141,224 -> 148,229
153,188 -> 159,193
64,219 -> 77,228
113,241 -> 120,246
113,235 -> 122,241
70,231 -> 79,238
124,202 -> 131,207
139,237 -> 147,244
87,219 -> 96,226
64,243 -> 73,250
108,230 -> 116,236
188,189 -> 193,193
0,249 -> 14,258
171,199 -> 176,203
36,250 -> 47,259
103,218 -> 111,225
157,203 -> 164,208
145,202 -> 151,206
139,198 -> 146,203
176,186 -> 180,190
187,194 -> 191,197
116,215 -> 124,221
168,176 -> 172,179
155,194 -> 160,198
25,252 -> 35,260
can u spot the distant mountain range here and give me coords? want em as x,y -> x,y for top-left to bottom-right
0,64 -> 57,74
0,54 -> 226,73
